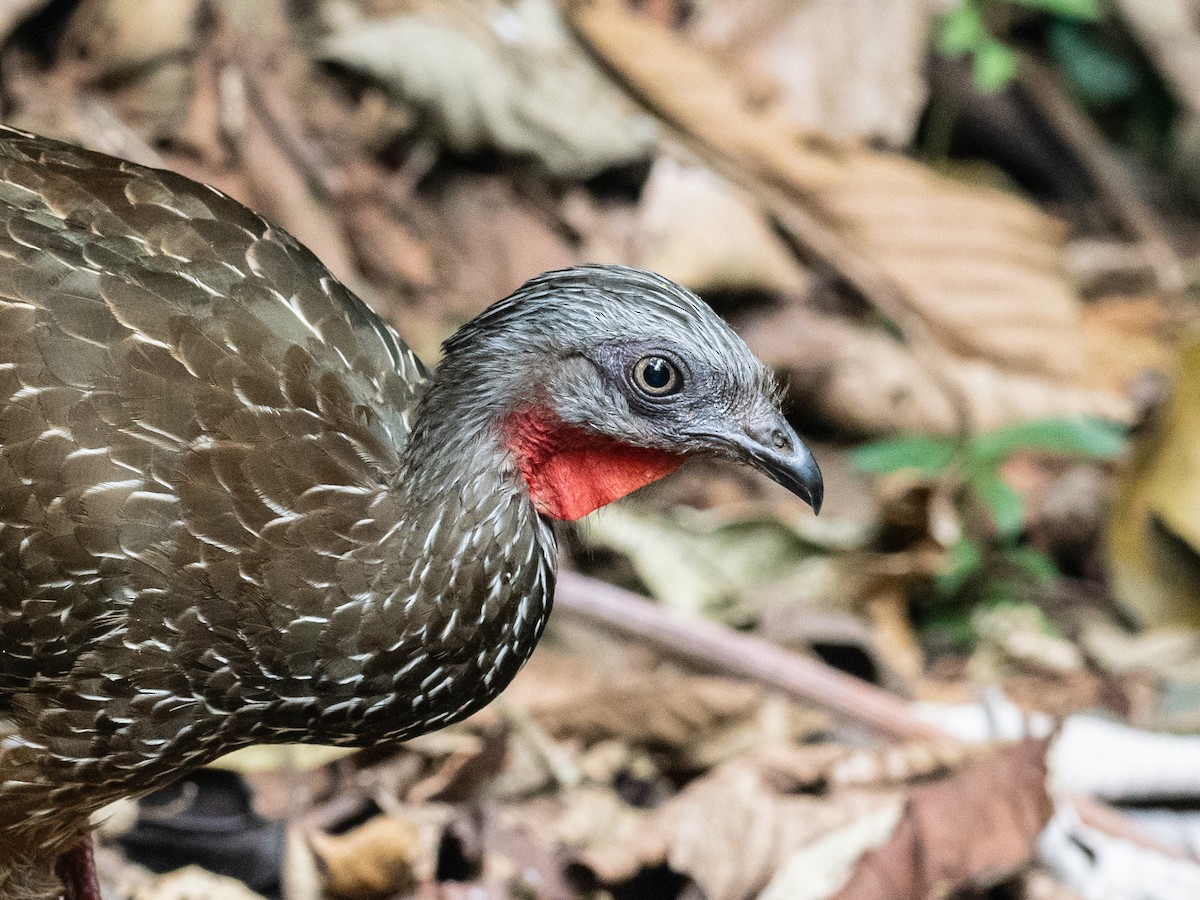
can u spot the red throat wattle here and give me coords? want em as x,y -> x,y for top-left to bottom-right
502,406 -> 686,521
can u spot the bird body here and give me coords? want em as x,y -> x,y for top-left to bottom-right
0,128 -> 820,898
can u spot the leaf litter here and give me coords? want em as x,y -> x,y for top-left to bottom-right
2,0 -> 1197,897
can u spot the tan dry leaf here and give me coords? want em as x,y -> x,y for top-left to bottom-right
321,0 -> 655,177
829,739 -> 1052,899
757,803 -> 905,900
568,0 -> 1131,431
60,0 -> 201,77
307,816 -> 425,899
128,865 -> 267,900
753,740 -> 968,792
741,305 -> 1130,435
632,157 -> 809,295
643,765 -> 903,900
1078,296 -> 1190,394
691,0 -> 935,145
505,787 -> 650,884
528,671 -> 763,750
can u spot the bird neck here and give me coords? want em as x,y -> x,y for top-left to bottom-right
321,389 -> 556,742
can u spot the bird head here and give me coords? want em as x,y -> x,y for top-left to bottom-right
434,265 -> 822,521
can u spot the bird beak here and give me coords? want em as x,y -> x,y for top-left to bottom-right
722,415 -> 823,514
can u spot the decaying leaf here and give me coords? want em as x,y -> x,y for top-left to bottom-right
757,803 -> 904,900
579,501 -> 858,623
829,739 -> 1052,898
568,0 -> 1131,433
756,740 -> 970,794
528,668 -> 816,758
578,763 -> 903,900
305,816 -> 426,899
321,0 -> 655,177
1109,330 -> 1200,628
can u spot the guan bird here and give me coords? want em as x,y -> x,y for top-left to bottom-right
0,127 -> 822,899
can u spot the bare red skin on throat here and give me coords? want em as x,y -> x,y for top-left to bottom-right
502,406 -> 685,521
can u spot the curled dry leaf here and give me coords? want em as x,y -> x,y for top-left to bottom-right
321,0 -> 655,177
828,739 -> 1053,899
306,816 -> 426,899
577,763 -> 903,900
568,0 -> 1131,433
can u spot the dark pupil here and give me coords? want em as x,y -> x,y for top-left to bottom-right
643,358 -> 672,389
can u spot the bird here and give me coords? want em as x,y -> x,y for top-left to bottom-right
0,126 -> 822,899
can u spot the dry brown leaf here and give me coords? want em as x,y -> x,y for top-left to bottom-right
691,0 -> 935,145
1078,295 -> 1191,394
568,0 -> 1131,432
632,156 -> 809,295
829,739 -> 1052,899
307,816 -> 425,899
742,305 -> 1130,435
573,762 -> 902,900
650,766 -> 902,900
407,729 -> 508,804
528,670 -> 763,750
752,740 -> 968,793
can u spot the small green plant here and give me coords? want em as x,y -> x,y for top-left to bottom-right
851,416 -> 1126,646
938,0 -> 1102,92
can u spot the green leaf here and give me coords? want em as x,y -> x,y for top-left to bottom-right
1048,22 -> 1138,106
1007,546 -> 1059,583
972,38 -> 1019,92
937,538 -> 983,596
968,417 -> 1127,466
971,471 -> 1025,539
1010,0 -> 1102,22
939,4 -> 987,55
850,435 -> 958,477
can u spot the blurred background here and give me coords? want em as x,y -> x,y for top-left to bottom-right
5,0 -> 1200,897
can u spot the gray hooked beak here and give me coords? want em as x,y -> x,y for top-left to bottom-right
723,416 -> 823,514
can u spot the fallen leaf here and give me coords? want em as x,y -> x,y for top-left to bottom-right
757,803 -> 904,900
632,156 -> 809,295
128,864 -> 267,900
691,0 -> 935,144
321,0 -> 655,177
59,0 -> 201,77
568,0 -> 1132,432
829,739 -> 1052,898
306,816 -> 425,899
575,762 -> 903,900
741,305 -> 1130,435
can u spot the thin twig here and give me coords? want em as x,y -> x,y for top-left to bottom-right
553,570 -> 949,742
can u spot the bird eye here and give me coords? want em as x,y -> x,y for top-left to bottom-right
633,356 -> 682,397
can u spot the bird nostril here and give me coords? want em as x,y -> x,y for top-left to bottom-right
771,428 -> 791,451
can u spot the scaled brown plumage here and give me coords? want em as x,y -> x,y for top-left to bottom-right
0,128 -> 821,898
